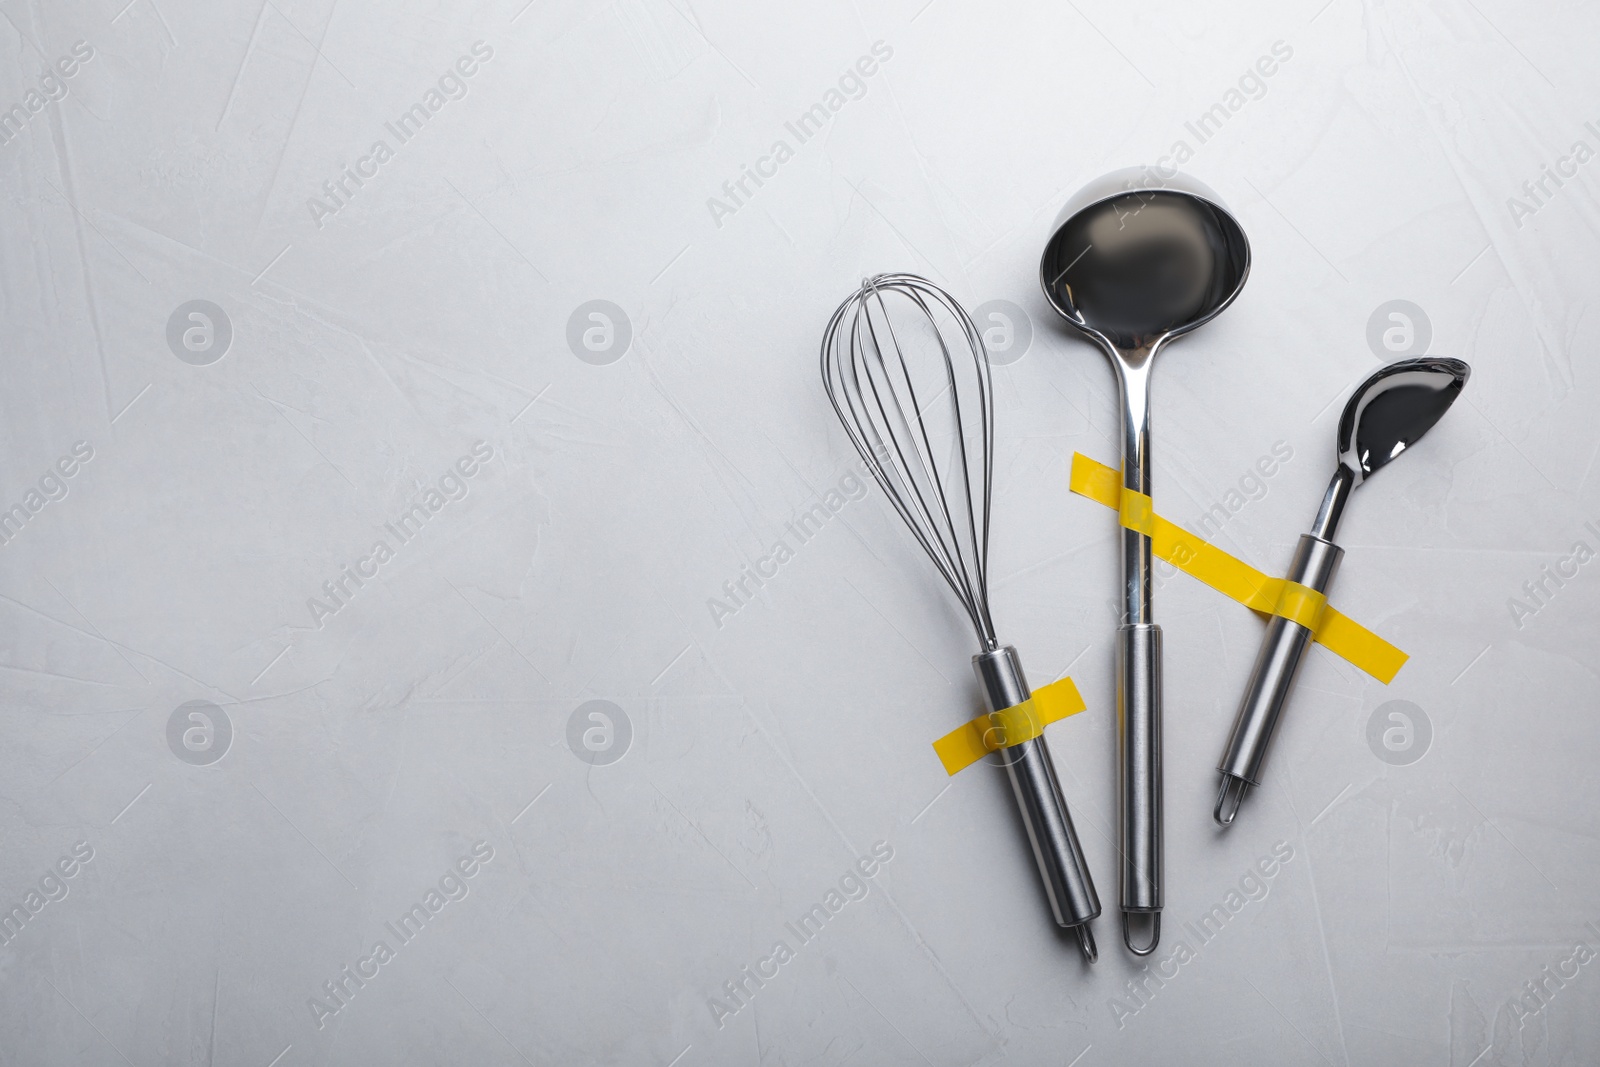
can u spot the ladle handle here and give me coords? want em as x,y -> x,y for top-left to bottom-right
1110,357 -> 1161,950
1117,624 -> 1162,920
1217,533 -> 1345,792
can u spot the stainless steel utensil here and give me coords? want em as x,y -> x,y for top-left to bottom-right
821,273 -> 1102,961
1040,170 -> 1250,955
1213,356 -> 1471,826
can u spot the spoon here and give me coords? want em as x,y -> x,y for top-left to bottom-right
1040,169 -> 1250,955
1213,356 -> 1471,827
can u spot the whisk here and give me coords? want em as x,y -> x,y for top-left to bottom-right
820,273 -> 1101,960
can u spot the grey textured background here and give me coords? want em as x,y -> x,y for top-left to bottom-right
2,0 -> 1598,1064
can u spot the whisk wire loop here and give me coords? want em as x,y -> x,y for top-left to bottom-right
820,273 -> 999,649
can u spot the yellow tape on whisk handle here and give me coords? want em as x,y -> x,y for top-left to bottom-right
1069,453 -> 1408,684
932,676 -> 1087,776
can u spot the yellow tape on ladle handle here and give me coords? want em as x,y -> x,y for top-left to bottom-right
1069,453 -> 1408,683
932,676 -> 1087,776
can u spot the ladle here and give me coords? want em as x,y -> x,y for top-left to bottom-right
1040,169 -> 1250,954
1213,357 -> 1471,827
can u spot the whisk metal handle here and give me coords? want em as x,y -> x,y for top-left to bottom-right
973,648 -> 1101,956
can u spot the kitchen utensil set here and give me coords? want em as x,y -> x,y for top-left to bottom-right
817,169 -> 1471,959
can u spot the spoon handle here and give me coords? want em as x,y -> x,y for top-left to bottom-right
1214,533 -> 1345,824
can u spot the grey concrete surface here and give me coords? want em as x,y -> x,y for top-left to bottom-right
1,1 -> 1597,1064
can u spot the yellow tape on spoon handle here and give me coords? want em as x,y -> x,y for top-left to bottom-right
1069,453 -> 1407,683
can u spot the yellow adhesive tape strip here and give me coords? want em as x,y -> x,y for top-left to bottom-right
1119,489 -> 1154,534
932,676 -> 1087,776
1069,453 -> 1408,684
1274,581 -> 1328,631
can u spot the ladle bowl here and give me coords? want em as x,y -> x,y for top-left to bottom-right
1041,179 -> 1250,353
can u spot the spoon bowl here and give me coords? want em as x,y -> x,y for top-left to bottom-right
1313,357 -> 1472,539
